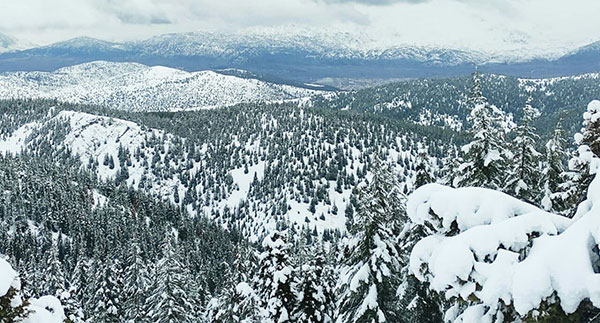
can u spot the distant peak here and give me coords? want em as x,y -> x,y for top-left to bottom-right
50,36 -> 116,48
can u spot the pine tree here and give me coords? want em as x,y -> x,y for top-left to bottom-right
122,240 -> 150,322
70,251 -> 92,321
504,99 -> 542,203
337,159 -> 403,323
59,288 -> 85,323
42,242 -> 66,298
413,143 -> 435,189
440,145 -> 459,187
540,121 -> 571,214
205,245 -> 260,323
397,222 -> 443,323
0,259 -> 29,322
254,230 -> 295,323
89,257 -> 124,322
292,244 -> 336,323
454,70 -> 510,189
145,234 -> 195,322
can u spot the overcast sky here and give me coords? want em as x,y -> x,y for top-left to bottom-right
1,0 -> 599,55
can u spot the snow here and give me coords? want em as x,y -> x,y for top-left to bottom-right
236,282 -> 255,298
0,257 -> 18,296
0,121 -> 39,154
407,183 -> 571,234
589,100 -> 600,122
25,296 -> 66,323
518,74 -> 600,94
483,149 -> 501,167
408,177 -> 600,319
273,267 -> 292,285
1,106 -> 422,241
262,231 -> 288,251
91,189 -> 108,210
349,262 -> 370,292
356,284 -> 379,319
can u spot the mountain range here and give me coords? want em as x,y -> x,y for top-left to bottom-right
2,31 -> 600,84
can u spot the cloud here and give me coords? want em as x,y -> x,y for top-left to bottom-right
0,0 -> 599,57
318,0 -> 429,5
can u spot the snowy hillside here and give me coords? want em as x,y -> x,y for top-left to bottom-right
0,101 -> 448,241
517,73 -> 600,92
0,61 -> 326,111
308,72 -> 600,136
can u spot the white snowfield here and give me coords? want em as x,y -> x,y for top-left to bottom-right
0,257 -> 65,323
0,61 -> 325,111
408,174 -> 600,320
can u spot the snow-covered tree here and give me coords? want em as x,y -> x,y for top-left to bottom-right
413,143 -> 435,189
206,281 -> 261,323
454,70 -> 510,189
70,251 -> 92,321
254,230 -> 295,323
440,145 -> 459,187
90,257 -> 124,322
293,245 -> 336,323
0,258 -> 28,321
504,99 -> 542,203
145,234 -> 195,322
565,100 -> 600,211
206,243 -> 260,322
0,256 -> 67,322
408,176 -> 600,322
540,121 -> 571,214
408,104 -> 600,321
122,239 -> 150,322
397,221 -> 444,323
336,159 -> 403,323
42,242 -> 66,297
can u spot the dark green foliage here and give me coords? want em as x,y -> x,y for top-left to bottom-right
0,286 -> 29,322
293,245 -> 336,323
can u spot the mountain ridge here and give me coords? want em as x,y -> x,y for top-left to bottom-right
4,31 -> 600,81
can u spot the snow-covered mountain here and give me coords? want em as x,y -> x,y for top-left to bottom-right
0,32 -> 494,81
129,31 -> 488,65
0,61 -> 326,111
2,31 -> 600,80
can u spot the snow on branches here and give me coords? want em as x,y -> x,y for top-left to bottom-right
407,166 -> 600,320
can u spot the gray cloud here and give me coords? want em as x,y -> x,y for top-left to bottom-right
114,13 -> 172,25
